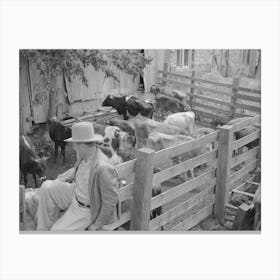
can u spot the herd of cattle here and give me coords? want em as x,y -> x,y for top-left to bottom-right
20,87 -> 260,191
19,85 -> 261,229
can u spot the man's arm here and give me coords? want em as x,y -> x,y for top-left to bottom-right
56,167 -> 75,182
90,165 -> 119,229
56,157 -> 82,183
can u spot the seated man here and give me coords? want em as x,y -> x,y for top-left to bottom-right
36,122 -> 119,231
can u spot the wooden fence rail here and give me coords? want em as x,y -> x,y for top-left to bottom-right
158,70 -> 261,94
214,115 -> 261,223
157,70 -> 261,125
20,115 -> 260,231
107,115 -> 261,230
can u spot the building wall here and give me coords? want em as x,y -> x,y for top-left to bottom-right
19,56 -> 33,134
20,51 -> 160,127
169,49 -> 244,76
143,49 -> 165,91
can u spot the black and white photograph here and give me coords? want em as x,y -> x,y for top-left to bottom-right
1,1 -> 280,280
19,49 -> 262,232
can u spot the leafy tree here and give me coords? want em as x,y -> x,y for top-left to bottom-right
20,49 -> 153,119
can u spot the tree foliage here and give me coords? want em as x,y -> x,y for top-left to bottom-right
20,49 -> 153,87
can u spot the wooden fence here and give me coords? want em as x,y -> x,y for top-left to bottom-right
214,115 -> 261,223
19,116 -> 261,231
102,115 -> 261,231
157,70 -> 261,125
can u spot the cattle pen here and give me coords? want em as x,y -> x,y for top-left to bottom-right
158,69 -> 261,126
95,114 -> 261,231
19,62 -> 262,231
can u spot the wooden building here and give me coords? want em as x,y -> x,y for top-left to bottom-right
19,50 -> 165,134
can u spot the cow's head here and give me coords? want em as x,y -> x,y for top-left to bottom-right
184,104 -> 192,112
35,153 -> 50,181
102,95 -> 114,107
102,127 -> 121,151
119,132 -> 136,151
150,84 -> 162,95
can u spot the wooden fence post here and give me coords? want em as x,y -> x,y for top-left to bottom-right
230,77 -> 240,118
161,62 -> 169,86
257,135 -> 261,170
19,185 -> 26,230
189,50 -> 195,109
130,148 -> 155,230
56,88 -> 64,121
214,125 -> 233,224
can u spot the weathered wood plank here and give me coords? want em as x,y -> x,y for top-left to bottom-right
231,189 -> 255,199
63,111 -> 119,126
151,169 -> 216,210
19,185 -> 26,230
224,215 -> 236,222
149,186 -> 215,230
246,181 -> 260,186
189,64 -> 195,108
232,129 -> 260,150
233,182 -> 248,192
231,147 -> 259,168
231,115 -> 261,132
225,204 -> 238,211
158,70 -> 233,89
230,160 -> 258,184
153,131 -> 219,163
170,203 -> 214,231
153,150 -> 217,185
214,125 -> 233,223
130,148 -> 154,230
158,70 -> 261,94
232,203 -> 254,230
235,93 -> 261,103
158,77 -> 233,97
118,183 -> 133,202
115,159 -> 136,179
230,77 -> 240,118
192,94 -> 233,108
192,102 -> 231,115
192,109 -> 230,123
237,86 -> 261,95
235,103 -> 261,113
161,63 -> 169,86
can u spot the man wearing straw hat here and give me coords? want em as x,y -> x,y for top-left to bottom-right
36,122 -> 119,231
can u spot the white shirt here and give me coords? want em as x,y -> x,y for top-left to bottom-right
74,152 -> 96,205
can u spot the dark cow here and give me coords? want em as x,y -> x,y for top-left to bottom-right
20,135 -> 48,188
48,116 -> 72,163
102,95 -> 154,120
171,90 -> 185,102
126,96 -> 154,119
102,95 -> 128,120
155,93 -> 186,113
150,84 -> 164,95
150,84 -> 187,106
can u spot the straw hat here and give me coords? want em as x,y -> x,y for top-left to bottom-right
65,122 -> 103,143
